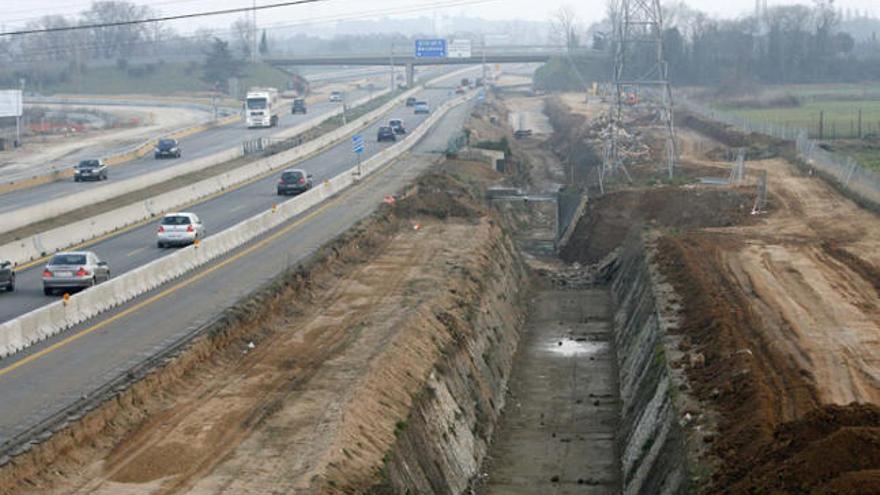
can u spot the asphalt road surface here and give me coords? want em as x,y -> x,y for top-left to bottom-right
0,64 -> 452,215
0,89 -> 477,450
0,88 -> 374,215
0,75 -> 477,323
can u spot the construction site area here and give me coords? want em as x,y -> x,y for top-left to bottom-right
0,65 -> 875,494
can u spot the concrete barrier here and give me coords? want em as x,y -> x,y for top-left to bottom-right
0,91 -> 474,358
0,92 -> 383,234
0,67 -> 477,266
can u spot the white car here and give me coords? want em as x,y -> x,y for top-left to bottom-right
157,212 -> 205,248
329,91 -> 343,102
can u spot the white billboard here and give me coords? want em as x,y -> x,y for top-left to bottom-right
448,39 -> 472,59
0,90 -> 22,118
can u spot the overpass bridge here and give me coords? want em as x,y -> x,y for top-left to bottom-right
266,47 -> 601,87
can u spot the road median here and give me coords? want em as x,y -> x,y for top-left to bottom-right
0,90 -> 474,359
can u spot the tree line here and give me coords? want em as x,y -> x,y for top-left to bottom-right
660,1 -> 879,86
539,1 -> 880,90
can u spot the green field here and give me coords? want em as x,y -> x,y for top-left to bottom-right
718,99 -> 880,139
19,61 -> 293,97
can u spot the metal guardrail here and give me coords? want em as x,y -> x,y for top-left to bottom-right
678,95 -> 880,208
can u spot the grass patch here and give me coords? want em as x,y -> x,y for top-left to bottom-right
26,61 -> 291,96
716,98 -> 880,139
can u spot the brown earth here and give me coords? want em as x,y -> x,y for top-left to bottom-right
1,170 -> 518,495
552,89 -> 880,491
560,187 -> 754,265
649,120 -> 880,492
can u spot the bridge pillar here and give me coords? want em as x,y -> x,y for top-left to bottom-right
406,63 -> 415,89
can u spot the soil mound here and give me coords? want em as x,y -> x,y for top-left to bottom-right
394,172 -> 486,220
561,187 -> 753,264
730,404 -> 880,494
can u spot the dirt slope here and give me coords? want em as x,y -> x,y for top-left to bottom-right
654,127 -> 880,492
3,171 -> 522,495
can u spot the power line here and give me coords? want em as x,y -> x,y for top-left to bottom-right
0,0 -> 328,37
3,0 -> 501,60
3,0 -> 219,27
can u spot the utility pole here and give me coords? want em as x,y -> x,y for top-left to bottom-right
252,0 -> 258,63
16,78 -> 24,148
481,34 -> 487,83
604,0 -> 678,180
390,40 -> 395,92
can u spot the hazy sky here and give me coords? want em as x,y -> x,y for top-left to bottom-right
4,0 -> 880,34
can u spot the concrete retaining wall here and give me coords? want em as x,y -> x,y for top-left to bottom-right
611,239 -> 689,495
379,229 -> 527,495
0,91 -> 473,359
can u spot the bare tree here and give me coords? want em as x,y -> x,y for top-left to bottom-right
20,16 -> 76,61
551,5 -> 581,51
81,1 -> 156,58
231,17 -> 255,60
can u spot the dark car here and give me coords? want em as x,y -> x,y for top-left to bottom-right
0,261 -> 13,292
154,138 -> 181,159
389,119 -> 406,135
74,159 -> 108,182
292,98 -> 307,114
405,97 -> 418,107
377,126 -> 396,142
276,168 -> 313,196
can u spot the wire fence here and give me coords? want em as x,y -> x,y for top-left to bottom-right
678,96 -> 880,209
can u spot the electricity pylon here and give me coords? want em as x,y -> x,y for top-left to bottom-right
605,0 -> 678,180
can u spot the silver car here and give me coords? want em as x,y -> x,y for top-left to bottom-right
42,251 -> 110,296
157,212 -> 205,248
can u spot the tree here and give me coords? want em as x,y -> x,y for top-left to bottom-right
551,5 -> 580,51
81,1 -> 155,58
259,30 -> 269,56
202,38 -> 240,94
231,17 -> 255,59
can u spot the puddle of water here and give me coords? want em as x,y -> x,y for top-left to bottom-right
544,338 -> 608,357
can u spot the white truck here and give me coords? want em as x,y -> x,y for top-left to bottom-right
245,87 -> 280,128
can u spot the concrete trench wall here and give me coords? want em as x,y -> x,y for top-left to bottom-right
378,232 -> 528,495
611,240 -> 689,495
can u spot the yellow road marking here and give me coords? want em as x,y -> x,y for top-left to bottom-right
125,247 -> 147,257
0,156 -> 394,378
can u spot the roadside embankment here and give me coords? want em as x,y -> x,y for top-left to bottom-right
0,168 -> 529,495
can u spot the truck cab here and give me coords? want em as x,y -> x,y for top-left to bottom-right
245,87 -> 279,128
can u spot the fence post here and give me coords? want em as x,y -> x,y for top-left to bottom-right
858,109 -> 863,139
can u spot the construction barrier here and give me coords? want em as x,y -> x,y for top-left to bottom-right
0,90 -> 473,358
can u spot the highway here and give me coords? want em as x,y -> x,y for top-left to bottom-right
0,88 -> 375,215
0,65 -> 452,216
0,78 -> 476,451
0,75 -> 473,324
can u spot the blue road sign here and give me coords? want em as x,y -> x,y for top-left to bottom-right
352,134 -> 365,154
415,39 -> 447,58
